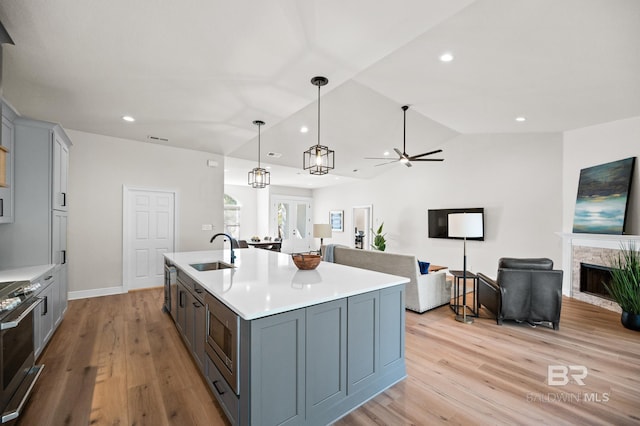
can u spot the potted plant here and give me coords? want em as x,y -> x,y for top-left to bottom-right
371,222 -> 387,251
604,242 -> 640,331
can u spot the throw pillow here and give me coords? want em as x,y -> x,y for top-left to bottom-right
417,260 -> 430,275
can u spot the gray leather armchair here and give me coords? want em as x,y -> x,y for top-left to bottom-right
477,258 -> 563,330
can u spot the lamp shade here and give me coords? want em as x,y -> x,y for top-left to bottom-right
448,213 -> 483,238
313,223 -> 332,239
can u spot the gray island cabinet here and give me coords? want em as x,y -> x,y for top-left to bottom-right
164,249 -> 408,426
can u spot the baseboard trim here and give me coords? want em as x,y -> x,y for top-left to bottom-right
68,286 -> 126,300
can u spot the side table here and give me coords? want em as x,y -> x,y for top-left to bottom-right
449,270 -> 478,318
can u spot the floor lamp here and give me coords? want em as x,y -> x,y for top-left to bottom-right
313,224 -> 332,253
448,212 -> 484,324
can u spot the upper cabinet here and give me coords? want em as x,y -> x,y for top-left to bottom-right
52,133 -> 69,211
0,117 -> 72,268
0,101 -> 16,223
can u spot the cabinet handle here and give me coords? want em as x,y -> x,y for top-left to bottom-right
42,296 -> 48,316
62,192 -> 67,207
212,380 -> 225,395
193,302 -> 201,308
179,291 -> 185,308
0,198 -> 3,217
44,275 -> 53,281
61,250 -> 67,265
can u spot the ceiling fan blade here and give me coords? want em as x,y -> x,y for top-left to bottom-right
409,149 -> 443,160
411,158 -> 444,162
404,160 -> 412,168
393,147 -> 404,158
374,160 -> 399,167
364,157 -> 394,160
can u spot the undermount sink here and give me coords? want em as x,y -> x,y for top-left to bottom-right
190,261 -> 235,271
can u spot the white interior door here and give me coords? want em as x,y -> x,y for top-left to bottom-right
124,187 -> 175,290
272,196 -> 312,253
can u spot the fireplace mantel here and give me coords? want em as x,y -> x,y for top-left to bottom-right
557,232 -> 640,242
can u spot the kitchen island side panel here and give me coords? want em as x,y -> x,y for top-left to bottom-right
249,309 -> 306,426
380,285 -> 405,371
305,298 -> 347,420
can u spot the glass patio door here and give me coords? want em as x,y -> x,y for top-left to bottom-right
272,196 -> 312,253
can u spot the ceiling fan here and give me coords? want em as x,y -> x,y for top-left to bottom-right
365,105 -> 444,167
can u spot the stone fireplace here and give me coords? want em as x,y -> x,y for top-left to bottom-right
561,233 -> 640,313
571,245 -> 620,311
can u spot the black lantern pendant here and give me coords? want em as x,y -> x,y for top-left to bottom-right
303,76 -> 334,175
248,120 -> 270,188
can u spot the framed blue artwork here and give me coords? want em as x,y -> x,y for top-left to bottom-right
330,210 -> 343,232
573,157 -> 635,234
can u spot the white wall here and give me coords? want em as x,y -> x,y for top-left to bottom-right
67,130 -> 224,295
313,133 -> 564,275
562,116 -> 640,235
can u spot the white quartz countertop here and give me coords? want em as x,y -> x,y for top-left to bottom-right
0,264 -> 56,283
164,249 -> 409,320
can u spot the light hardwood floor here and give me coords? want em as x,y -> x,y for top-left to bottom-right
16,289 -> 640,426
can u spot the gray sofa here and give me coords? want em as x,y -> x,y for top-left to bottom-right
325,246 -> 450,313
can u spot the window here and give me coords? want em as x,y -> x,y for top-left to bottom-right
224,194 -> 241,238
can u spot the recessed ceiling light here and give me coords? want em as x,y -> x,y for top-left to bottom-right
300,126 -> 308,133
383,151 -> 390,156
439,53 -> 454,62
515,116 -> 526,122
122,115 -> 135,122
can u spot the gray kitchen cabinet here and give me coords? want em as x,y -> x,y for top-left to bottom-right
167,258 -> 406,426
379,285 -> 405,374
176,271 -> 206,372
184,288 -> 195,351
57,264 -> 68,322
33,271 -> 56,359
249,307 -> 306,426
0,118 -> 71,268
305,299 -> 347,421
347,290 -> 380,395
0,117 -> 71,356
176,281 -> 187,336
201,287 -> 406,426
52,132 -> 69,211
0,101 -> 16,224
192,295 -> 206,371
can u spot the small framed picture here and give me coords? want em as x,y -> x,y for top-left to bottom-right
330,210 -> 344,232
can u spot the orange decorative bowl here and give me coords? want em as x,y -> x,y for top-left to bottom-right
291,253 -> 322,270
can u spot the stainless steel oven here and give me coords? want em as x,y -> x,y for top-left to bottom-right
0,281 -> 44,424
204,292 -> 239,395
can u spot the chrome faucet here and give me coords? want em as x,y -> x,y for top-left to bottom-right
210,232 -> 236,264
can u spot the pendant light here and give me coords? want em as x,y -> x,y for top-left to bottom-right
248,120 -> 270,188
303,76 -> 334,175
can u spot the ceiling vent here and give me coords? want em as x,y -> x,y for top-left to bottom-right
267,152 -> 282,158
147,135 -> 169,142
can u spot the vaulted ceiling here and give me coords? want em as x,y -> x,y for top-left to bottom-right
1,0 -> 638,187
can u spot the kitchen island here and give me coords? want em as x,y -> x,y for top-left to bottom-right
164,248 -> 408,426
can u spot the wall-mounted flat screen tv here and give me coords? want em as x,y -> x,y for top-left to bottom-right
428,208 -> 485,241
